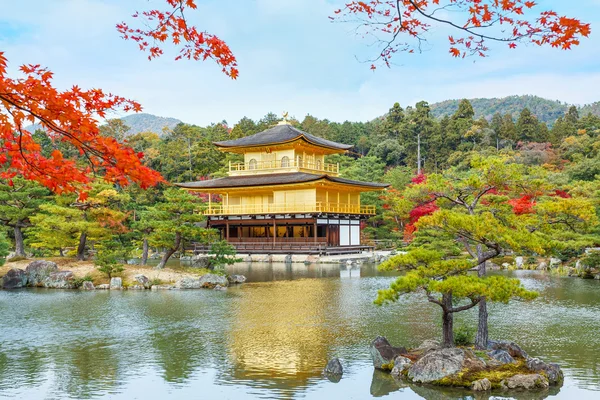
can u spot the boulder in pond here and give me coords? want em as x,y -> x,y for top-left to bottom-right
407,348 -> 465,383
96,284 -> 110,290
526,357 -> 563,385
175,277 -> 201,289
487,340 -> 528,359
128,285 -> 145,290
110,277 -> 122,290
198,274 -> 228,288
390,356 -> 412,377
369,336 -> 407,370
43,271 -> 74,289
323,357 -> 343,376
487,349 -> 516,365
227,274 -> 247,284
2,268 -> 28,289
471,378 -> 492,391
82,281 -> 95,290
25,260 -> 58,286
150,284 -> 174,290
501,374 -> 549,390
415,339 -> 441,355
134,274 -> 150,288
213,284 -> 227,291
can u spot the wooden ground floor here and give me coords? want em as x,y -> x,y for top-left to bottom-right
205,214 -> 370,254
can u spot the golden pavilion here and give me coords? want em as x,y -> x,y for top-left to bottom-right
177,119 -> 389,254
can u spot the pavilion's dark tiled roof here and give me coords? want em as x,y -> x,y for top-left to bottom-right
176,172 -> 389,190
213,124 -> 353,150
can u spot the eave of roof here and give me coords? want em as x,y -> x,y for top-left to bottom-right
213,124 -> 352,151
175,172 -> 389,190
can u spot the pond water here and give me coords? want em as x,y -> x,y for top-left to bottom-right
1,263 -> 599,399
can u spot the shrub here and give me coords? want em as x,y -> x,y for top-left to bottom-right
149,278 -> 163,286
0,232 -> 9,267
71,274 -> 94,288
454,325 -> 475,346
581,250 -> 600,268
208,240 -> 241,269
95,252 -> 124,280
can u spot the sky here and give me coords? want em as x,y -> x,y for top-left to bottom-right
1,0 -> 600,126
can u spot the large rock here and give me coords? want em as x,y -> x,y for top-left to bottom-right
549,258 -> 562,268
526,357 -> 563,385
134,274 -> 150,288
96,284 -> 110,290
415,339 -> 441,354
471,378 -> 491,391
2,268 -> 28,289
369,336 -> 407,370
82,281 -> 95,290
213,284 -> 227,291
537,262 -> 548,271
462,350 -> 487,372
487,340 -> 528,359
408,348 -> 465,383
502,374 -> 549,390
150,284 -> 174,290
390,356 -> 412,377
128,285 -> 145,290
176,277 -> 201,289
25,260 -> 58,286
198,273 -> 228,288
515,256 -> 524,269
43,271 -> 74,289
487,349 -> 516,365
323,357 -> 343,376
110,277 -> 122,290
227,274 -> 247,284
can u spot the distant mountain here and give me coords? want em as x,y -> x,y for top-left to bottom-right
25,113 -> 183,136
429,95 -> 599,124
120,113 -> 182,135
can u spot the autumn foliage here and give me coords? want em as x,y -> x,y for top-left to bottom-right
332,1 -> 590,67
116,0 -> 238,79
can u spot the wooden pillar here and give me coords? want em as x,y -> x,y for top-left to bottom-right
313,221 -> 317,244
273,220 -> 276,245
226,221 -> 230,241
208,193 -> 212,213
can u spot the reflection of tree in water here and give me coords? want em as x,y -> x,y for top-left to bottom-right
0,348 -> 48,391
222,279 -> 346,396
52,341 -> 120,398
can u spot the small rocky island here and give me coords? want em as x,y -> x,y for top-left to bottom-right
370,336 -> 562,392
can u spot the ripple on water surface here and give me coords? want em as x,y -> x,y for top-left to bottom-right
0,265 -> 599,399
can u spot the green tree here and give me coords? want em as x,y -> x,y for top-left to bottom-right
0,177 -> 50,257
516,108 -> 541,142
142,188 -> 213,269
99,119 -> 131,143
377,249 -> 537,347
0,231 -> 9,266
208,240 -> 240,269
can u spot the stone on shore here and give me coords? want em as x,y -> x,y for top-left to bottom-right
96,284 -> 110,290
176,277 -> 202,289
323,357 -> 343,376
25,260 -> 58,286
2,268 -> 28,289
151,284 -> 174,290
537,261 -> 548,271
134,274 -> 150,288
369,336 -> 407,370
487,340 -> 528,359
390,356 -> 412,377
227,274 -> 247,284
502,374 -> 549,390
213,284 -> 227,291
44,271 -> 74,289
471,378 -> 492,391
408,348 -> 465,383
128,285 -> 145,290
415,339 -> 441,355
515,256 -> 524,269
487,349 -> 516,365
110,277 -> 122,290
82,281 -> 95,290
198,273 -> 228,288
526,357 -> 563,385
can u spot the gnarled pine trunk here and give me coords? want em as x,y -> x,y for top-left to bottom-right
14,225 -> 26,257
77,232 -> 87,261
141,238 -> 149,266
442,292 -> 454,348
156,233 -> 181,269
475,244 -> 489,349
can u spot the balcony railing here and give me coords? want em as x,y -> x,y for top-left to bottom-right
204,202 -> 375,215
229,159 -> 339,175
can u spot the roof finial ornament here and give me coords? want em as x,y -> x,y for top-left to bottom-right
278,111 -> 291,125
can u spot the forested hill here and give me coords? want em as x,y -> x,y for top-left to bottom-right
119,113 -> 182,135
429,95 -> 599,124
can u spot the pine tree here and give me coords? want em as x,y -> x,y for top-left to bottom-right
516,108 -> 541,142
0,178 -> 50,257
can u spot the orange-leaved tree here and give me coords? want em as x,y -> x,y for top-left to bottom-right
1,0 -> 236,194
331,0 -> 590,68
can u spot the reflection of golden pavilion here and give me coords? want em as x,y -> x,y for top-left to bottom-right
177,118 -> 388,254
226,279 -> 345,389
